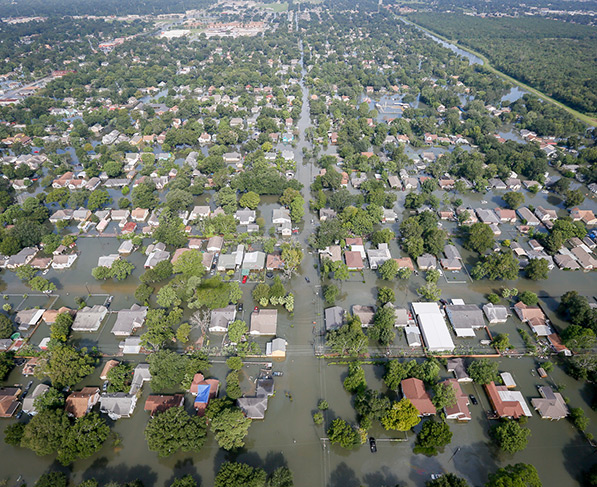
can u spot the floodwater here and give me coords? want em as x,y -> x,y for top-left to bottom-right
1,39 -> 597,487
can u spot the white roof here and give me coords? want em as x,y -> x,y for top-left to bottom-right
411,302 -> 455,352
500,372 -> 516,388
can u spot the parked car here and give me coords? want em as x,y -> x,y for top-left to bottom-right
369,437 -> 377,453
273,371 -> 283,377
242,275 -> 248,284
305,277 -> 310,283
237,303 -> 243,312
266,271 -> 274,279
254,306 -> 259,311
469,394 -> 478,405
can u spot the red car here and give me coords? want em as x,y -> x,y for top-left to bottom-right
254,306 -> 259,311
242,275 -> 248,284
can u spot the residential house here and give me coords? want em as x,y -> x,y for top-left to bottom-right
100,393 -> 137,420
395,257 -> 415,271
476,208 -> 500,225
516,207 -> 540,226
0,388 -> 21,417
494,208 -> 517,223
352,305 -> 375,327
250,309 -> 278,335
325,306 -> 345,332
111,304 -> 147,337
531,386 -> 568,420
235,208 -> 256,225
266,253 -> 284,271
401,378 -> 436,416
535,206 -> 557,222
273,208 -> 292,236
22,384 -> 50,415
445,303 -> 485,338
6,247 -> 37,269
209,305 -> 237,333
97,254 -> 120,268
191,374 -> 220,416
207,236 -> 224,253
319,208 -> 337,221
72,305 -> 108,332
417,254 -> 437,270
482,304 -> 509,323
442,379 -> 471,421
65,387 -> 100,418
367,243 -> 391,269
345,237 -> 366,259
144,246 -> 170,269
237,378 -> 274,419
484,381 -> 532,419
131,208 -> 149,222
382,208 -> 398,223
266,338 -> 287,358
505,178 -> 521,190
15,308 -> 45,332
144,394 -> 184,416
49,209 -> 73,224
319,245 -> 342,264
446,358 -> 472,382
100,360 -> 119,380
344,251 -> 364,271
570,208 -> 597,226
118,240 -> 134,255
242,251 -> 266,271
190,206 -> 211,220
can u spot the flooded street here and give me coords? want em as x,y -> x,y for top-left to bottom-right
1,30 -> 596,487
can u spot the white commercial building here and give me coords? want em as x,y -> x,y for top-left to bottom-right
411,302 -> 455,352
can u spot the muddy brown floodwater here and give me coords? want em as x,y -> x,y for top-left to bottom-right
1,39 -> 597,487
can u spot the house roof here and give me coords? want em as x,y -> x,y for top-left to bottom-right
111,304 -> 147,336
446,358 -> 471,381
352,305 -> 375,326
482,304 -> 509,323
325,306 -> 345,331
72,305 -> 108,332
531,386 -> 568,419
100,360 -> 120,380
485,381 -> 526,418
210,305 -> 236,331
65,387 -> 100,418
401,378 -> 436,416
250,309 -> 278,335
144,394 -> 184,416
344,251 -> 363,269
443,379 -> 471,420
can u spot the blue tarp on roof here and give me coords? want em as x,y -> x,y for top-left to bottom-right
194,384 -> 210,404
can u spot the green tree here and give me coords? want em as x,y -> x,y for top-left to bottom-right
377,287 -> 395,305
468,359 -> 500,385
414,419 -> 453,455
323,284 -> 340,305
485,463 -> 542,487
135,283 -> 153,304
172,250 -> 206,278
33,387 -> 64,412
491,333 -> 511,352
4,422 -> 25,446
20,409 -> 69,456
36,345 -> 95,388
170,475 -> 197,487
239,191 -> 260,209
145,406 -> 207,457
502,192 -> 525,210
214,462 -> 266,487
107,363 -> 134,393
381,398 -> 421,431
343,362 -> 367,394
50,312 -> 73,343
327,418 -> 360,449
0,314 -> 14,339
176,323 -> 191,344
490,419 -> 531,454
564,189 -> 584,208
28,276 -> 57,293
210,406 -> 252,450
464,222 -> 495,254
369,306 -> 396,346
110,259 -> 135,281
15,264 -> 37,281
281,243 -> 303,277
426,473 -> 469,487
57,413 -> 110,465
378,259 -> 399,280
148,349 -> 188,392
471,252 -> 519,281
87,189 -> 112,211
141,308 -> 182,351
227,320 -> 248,344
417,282 -> 442,301
252,283 -> 271,305
570,407 -> 590,432
432,382 -> 457,410
562,325 -> 596,351
267,466 -> 294,487
519,291 -> 538,306
226,370 -> 242,400
35,472 -> 68,487
525,259 -> 549,280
